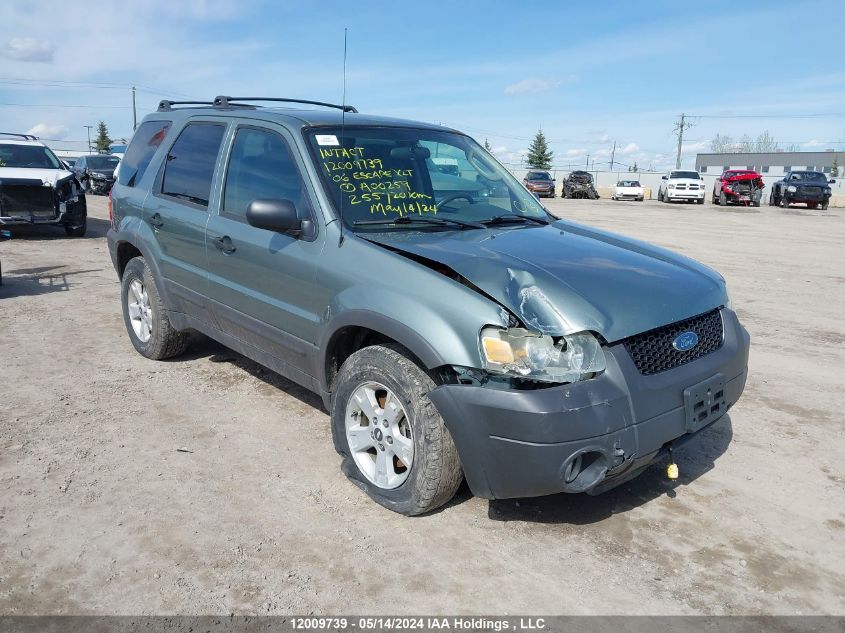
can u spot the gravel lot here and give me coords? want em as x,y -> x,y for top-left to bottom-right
1,195 -> 843,616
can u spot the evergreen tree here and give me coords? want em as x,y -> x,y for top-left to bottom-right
484,138 -> 492,152
526,129 -> 553,169
94,121 -> 112,152
631,161 -> 638,172
830,157 -> 840,178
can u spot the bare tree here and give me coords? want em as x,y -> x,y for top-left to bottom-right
711,134 -> 735,153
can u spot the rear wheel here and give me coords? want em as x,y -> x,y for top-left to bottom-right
769,190 -> 775,206
121,257 -> 188,360
332,344 -> 463,515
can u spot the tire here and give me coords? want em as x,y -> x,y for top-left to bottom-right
696,198 -> 704,204
331,344 -> 463,516
822,201 -> 829,211
808,202 -> 819,210
64,216 -> 87,237
120,256 -> 188,360
769,191 -> 775,206
779,196 -> 788,208
719,191 -> 727,206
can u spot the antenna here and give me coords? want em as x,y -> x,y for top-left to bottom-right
338,27 -> 348,246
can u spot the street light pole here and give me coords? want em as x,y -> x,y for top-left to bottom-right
84,125 -> 93,154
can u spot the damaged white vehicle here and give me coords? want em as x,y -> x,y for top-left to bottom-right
0,133 -> 87,237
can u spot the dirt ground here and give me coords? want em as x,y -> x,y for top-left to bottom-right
1,195 -> 843,616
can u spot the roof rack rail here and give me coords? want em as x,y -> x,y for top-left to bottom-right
213,96 -> 358,113
157,100 -> 216,112
0,132 -> 38,140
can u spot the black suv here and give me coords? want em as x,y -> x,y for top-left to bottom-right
769,171 -> 834,210
73,154 -> 120,195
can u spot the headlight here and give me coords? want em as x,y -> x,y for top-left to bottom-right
668,184 -> 675,189
92,172 -> 106,178
480,327 -> 606,383
825,187 -> 831,194
787,185 -> 797,193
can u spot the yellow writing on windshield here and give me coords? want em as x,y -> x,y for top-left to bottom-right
316,145 -> 434,216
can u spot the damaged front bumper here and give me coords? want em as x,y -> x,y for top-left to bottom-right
0,177 -> 86,227
429,308 -> 750,499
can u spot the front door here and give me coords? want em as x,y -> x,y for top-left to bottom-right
205,121 -> 324,379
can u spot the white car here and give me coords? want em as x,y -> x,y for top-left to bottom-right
612,179 -> 644,201
0,133 -> 87,236
658,169 -> 705,204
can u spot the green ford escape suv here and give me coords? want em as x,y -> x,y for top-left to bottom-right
108,96 -> 750,515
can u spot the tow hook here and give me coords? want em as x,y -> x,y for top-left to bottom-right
666,444 -> 679,480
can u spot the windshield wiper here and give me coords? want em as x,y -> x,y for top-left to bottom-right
482,214 -> 550,226
352,215 -> 486,230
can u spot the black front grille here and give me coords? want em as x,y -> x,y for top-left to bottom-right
0,184 -> 56,217
800,186 -> 822,195
623,309 -> 724,375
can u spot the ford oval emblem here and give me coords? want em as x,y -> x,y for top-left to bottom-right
673,331 -> 699,351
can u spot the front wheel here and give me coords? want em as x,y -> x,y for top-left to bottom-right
779,196 -> 789,208
331,345 -> 463,515
719,191 -> 727,206
121,257 -> 188,360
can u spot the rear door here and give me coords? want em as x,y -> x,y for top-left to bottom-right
145,118 -> 227,322
204,120 -> 324,378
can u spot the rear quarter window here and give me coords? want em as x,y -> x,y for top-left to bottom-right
118,120 -> 172,187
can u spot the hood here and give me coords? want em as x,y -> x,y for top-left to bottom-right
725,172 -> 763,187
89,168 -> 115,178
365,221 -> 726,342
667,178 -> 703,185
0,167 -> 73,186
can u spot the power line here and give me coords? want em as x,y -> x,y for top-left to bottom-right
689,113 -> 845,119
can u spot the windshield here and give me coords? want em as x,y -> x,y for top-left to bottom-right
618,180 -> 640,187
790,172 -> 826,182
87,155 -> 120,169
308,126 -> 549,229
670,171 -> 700,179
526,171 -> 551,180
0,143 -> 62,169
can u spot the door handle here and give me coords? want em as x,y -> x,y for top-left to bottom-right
149,212 -> 164,229
213,235 -> 236,254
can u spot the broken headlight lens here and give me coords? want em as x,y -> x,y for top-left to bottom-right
480,327 -> 606,383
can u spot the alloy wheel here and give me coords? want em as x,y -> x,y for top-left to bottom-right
127,279 -> 153,343
345,381 -> 414,489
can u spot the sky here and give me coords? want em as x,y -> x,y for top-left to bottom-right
1,0 -> 844,171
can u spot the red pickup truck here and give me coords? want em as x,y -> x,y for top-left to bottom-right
712,170 -> 764,207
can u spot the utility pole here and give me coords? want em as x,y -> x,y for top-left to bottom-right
84,125 -> 93,154
132,86 -> 137,131
673,113 -> 694,169
585,154 -> 590,170
609,140 -> 617,172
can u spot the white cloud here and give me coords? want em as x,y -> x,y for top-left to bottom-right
803,139 -> 825,147
681,140 -> 708,154
599,133 -> 611,143
1,37 -> 55,62
620,142 -> 640,155
26,123 -> 70,139
504,75 -> 576,95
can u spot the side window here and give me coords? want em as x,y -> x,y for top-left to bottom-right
161,123 -> 225,207
222,127 -> 307,220
118,120 -> 172,187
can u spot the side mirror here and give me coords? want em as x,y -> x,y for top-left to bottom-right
246,199 -> 305,236
830,179 -> 837,184
661,175 -> 668,180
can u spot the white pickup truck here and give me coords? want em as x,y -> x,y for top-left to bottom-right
658,170 -> 705,204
